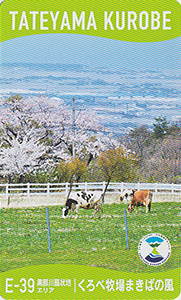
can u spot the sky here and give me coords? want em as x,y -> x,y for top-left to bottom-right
1,34 -> 181,71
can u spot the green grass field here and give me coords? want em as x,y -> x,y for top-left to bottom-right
1,202 -> 180,273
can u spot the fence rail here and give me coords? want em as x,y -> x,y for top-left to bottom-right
0,182 -> 181,198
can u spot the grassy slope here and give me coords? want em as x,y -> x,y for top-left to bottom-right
0,202 -> 180,272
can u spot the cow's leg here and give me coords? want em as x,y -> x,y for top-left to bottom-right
90,207 -> 97,218
70,205 -> 74,218
95,206 -> 101,219
75,204 -> 79,220
90,203 -> 101,219
97,203 -> 101,218
146,194 -> 152,213
90,206 -> 98,219
146,199 -> 151,213
90,210 -> 96,219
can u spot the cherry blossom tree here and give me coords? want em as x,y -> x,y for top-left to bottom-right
0,95 -> 119,182
0,134 -> 47,182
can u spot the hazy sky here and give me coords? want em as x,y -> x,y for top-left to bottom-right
1,34 -> 181,70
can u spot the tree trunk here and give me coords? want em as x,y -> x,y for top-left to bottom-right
66,177 -> 74,200
7,175 -> 11,206
102,179 -> 111,203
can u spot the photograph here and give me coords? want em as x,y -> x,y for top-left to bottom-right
0,0 -> 180,299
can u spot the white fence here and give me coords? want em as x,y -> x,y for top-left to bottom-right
0,182 -> 180,208
0,182 -> 181,197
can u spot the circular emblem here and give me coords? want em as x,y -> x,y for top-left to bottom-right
138,233 -> 171,266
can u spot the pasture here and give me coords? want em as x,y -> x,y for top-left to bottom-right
0,202 -> 180,273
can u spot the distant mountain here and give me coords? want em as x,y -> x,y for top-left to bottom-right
1,63 -> 180,134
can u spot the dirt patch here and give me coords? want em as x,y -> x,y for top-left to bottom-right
0,192 -> 180,209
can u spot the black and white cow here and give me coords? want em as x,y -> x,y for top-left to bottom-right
120,189 -> 135,203
62,191 -> 103,219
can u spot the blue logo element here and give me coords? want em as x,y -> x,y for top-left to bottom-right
145,236 -> 164,263
138,233 -> 171,266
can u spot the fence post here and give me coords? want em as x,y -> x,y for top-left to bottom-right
155,183 -> 158,193
47,182 -> 50,197
6,183 -> 8,198
85,182 -> 88,192
102,181 -> 106,193
27,183 -> 30,198
137,182 -> 140,191
65,182 -> 69,198
121,182 -> 124,192
6,183 -> 10,206
171,183 -> 174,194
171,183 -> 174,201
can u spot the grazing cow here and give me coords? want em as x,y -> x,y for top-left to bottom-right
127,190 -> 153,213
62,191 -> 103,219
120,189 -> 135,203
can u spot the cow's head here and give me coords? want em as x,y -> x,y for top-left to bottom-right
62,206 -> 69,218
127,203 -> 134,213
120,189 -> 135,202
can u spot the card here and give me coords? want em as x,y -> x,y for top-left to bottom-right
0,0 -> 180,299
